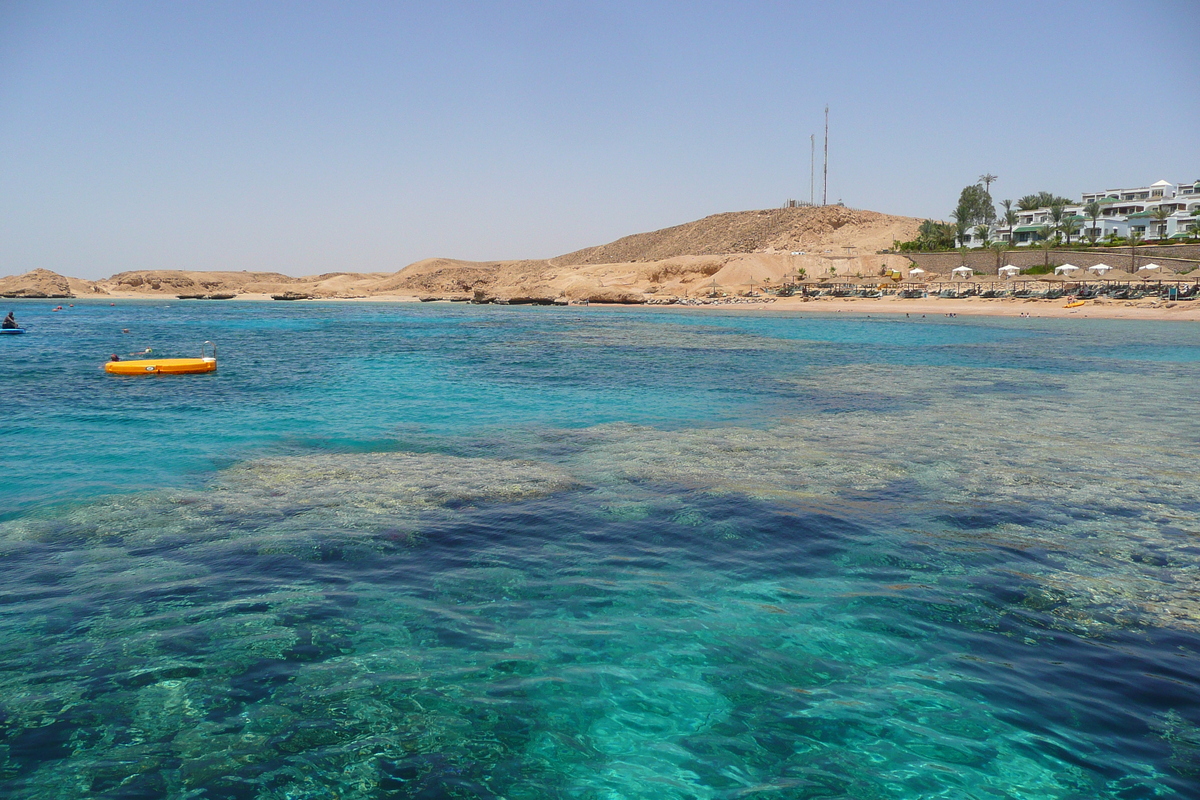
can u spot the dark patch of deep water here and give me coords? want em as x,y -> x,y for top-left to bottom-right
2,301 -> 1200,797
1,489 -> 1198,797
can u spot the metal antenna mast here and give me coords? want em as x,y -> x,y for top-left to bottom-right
822,105 -> 829,206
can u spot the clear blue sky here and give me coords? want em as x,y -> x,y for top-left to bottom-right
2,1 -> 1197,279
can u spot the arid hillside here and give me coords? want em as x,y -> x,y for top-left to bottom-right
97,270 -> 301,295
554,206 -> 920,265
1,206 -> 925,303
375,206 -> 922,302
0,268 -> 96,298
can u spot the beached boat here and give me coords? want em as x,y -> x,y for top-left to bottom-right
1,328 -> 25,335
105,342 -> 216,375
1063,300 -> 1086,308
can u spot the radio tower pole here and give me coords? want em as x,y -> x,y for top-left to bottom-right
822,105 -> 829,206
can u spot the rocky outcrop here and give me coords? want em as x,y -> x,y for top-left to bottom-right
98,270 -> 300,295
0,268 -> 76,298
585,289 -> 645,304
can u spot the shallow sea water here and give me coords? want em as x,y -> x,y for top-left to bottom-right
1,299 -> 1199,798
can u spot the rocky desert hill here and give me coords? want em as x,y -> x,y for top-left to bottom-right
377,206 -> 922,302
95,269 -> 393,297
0,206 -> 923,303
0,268 -> 97,298
555,206 -> 916,265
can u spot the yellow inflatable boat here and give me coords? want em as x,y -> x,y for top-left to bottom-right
105,342 -> 217,375
1063,300 -> 1087,309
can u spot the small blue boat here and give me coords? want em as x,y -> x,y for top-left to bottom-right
0,328 -> 25,335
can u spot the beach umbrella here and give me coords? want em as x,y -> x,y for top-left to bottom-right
1141,263 -> 1162,271
908,267 -> 926,275
1054,264 -> 1081,275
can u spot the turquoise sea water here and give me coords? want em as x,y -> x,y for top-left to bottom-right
2,298 -> 1199,799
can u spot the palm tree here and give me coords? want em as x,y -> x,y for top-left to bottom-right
995,202 -> 1018,244
1037,226 -> 1054,266
1083,201 -> 1102,244
950,208 -> 972,247
1128,229 -> 1144,271
1150,206 -> 1172,240
990,241 -> 1008,272
916,219 -> 943,250
976,224 -> 991,248
979,174 -> 998,195
1048,203 -> 1067,244
1061,217 -> 1081,246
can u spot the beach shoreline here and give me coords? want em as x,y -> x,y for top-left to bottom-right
578,295 -> 1200,321
32,291 -> 1200,320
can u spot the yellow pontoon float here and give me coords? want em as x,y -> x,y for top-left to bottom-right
105,341 -> 217,375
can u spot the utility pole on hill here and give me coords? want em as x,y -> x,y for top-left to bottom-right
822,106 -> 829,206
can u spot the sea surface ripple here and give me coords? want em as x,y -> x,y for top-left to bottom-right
1,299 -> 1198,798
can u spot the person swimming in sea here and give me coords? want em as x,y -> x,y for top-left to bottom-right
2,311 -> 17,329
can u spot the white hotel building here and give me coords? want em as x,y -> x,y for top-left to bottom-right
963,179 -> 1200,247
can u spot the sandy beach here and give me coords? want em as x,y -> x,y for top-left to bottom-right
693,294 -> 1200,320
64,290 -> 1200,321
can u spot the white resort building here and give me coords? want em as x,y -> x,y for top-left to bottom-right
963,179 -> 1200,247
